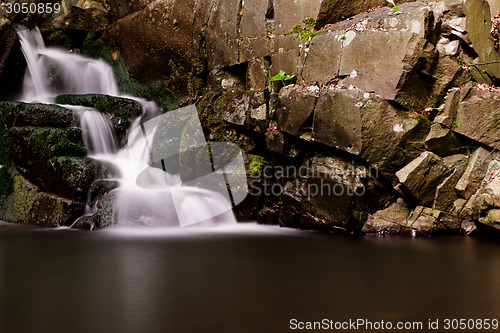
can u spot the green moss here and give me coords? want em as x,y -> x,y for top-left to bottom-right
0,167 -> 14,197
55,94 -> 142,118
9,127 -> 87,166
247,155 -> 268,177
302,17 -> 316,28
283,18 -> 327,40
48,30 -> 78,49
451,121 -> 459,131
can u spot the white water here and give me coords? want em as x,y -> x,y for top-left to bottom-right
16,26 -> 238,227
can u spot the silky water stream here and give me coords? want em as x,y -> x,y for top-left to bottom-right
16,26 -> 245,228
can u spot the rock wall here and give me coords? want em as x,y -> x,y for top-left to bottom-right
1,0 -> 500,235
193,0 -> 500,235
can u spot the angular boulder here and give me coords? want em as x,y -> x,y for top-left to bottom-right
396,151 -> 448,206
276,84 -> 318,136
454,86 -> 500,149
310,88 -> 430,182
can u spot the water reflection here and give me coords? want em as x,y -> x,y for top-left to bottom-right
0,223 -> 499,333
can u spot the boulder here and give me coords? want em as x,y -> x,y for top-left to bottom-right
434,155 -> 468,212
454,86 -> 500,149
0,102 -> 78,128
463,161 -> 500,229
0,168 -> 83,227
425,123 -> 462,156
434,87 -> 461,128
311,87 -> 430,182
55,94 -> 143,118
312,87 -> 362,155
246,58 -> 271,91
299,154 -> 394,229
396,151 -> 448,206
455,147 -> 499,199
266,131 -> 285,153
361,202 -> 411,235
276,84 -> 318,136
464,0 -> 500,79
221,92 -> 250,126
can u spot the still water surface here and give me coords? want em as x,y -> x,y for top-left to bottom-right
1,222 -> 499,333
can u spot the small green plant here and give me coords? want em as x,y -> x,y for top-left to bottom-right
268,70 -> 296,90
451,121 -> 459,131
387,0 -> 399,13
283,18 -> 327,40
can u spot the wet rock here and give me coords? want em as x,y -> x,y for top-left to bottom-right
406,206 -> 468,235
89,179 -> 119,203
300,154 -> 393,230
0,102 -> 78,128
396,151 -> 448,206
0,168 -> 83,227
361,202 -> 411,235
74,190 -> 118,230
479,209 -> 500,230
55,94 -> 143,118
5,126 -> 92,201
276,84 -> 318,136
406,206 -> 446,234
425,123 -> 462,157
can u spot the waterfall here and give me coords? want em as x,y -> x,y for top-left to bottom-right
15,26 -> 243,227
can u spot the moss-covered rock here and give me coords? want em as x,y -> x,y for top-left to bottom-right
0,101 -> 78,128
0,168 -> 84,227
55,94 -> 143,118
5,126 -> 92,200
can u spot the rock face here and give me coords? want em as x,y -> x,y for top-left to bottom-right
3,0 -> 500,235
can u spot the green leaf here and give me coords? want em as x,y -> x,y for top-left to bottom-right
393,5 -> 399,12
268,70 -> 286,82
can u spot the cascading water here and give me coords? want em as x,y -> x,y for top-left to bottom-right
15,26 -> 242,227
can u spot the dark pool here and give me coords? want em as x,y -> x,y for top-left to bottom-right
1,222 -> 499,333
